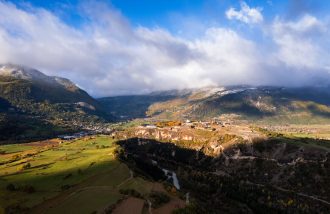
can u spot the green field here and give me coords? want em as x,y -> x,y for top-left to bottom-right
0,144 -> 34,154
0,136 -> 156,213
46,189 -> 122,214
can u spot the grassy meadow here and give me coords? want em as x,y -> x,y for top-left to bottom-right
0,136 -> 156,213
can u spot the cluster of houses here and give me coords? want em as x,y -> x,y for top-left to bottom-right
58,131 -> 93,140
70,121 -> 113,133
57,117 -> 232,141
183,119 -> 225,130
58,125 -> 113,140
138,118 -> 228,131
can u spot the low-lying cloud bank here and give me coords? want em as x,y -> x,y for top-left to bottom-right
0,1 -> 329,97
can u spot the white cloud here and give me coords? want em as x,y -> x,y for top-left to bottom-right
0,2 -> 329,96
226,2 -> 263,24
273,14 -> 325,34
271,15 -> 330,70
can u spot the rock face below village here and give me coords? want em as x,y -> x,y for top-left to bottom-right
115,124 -> 330,213
116,123 -> 262,154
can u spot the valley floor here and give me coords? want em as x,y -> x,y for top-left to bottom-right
0,136 -> 184,214
1,122 -> 330,213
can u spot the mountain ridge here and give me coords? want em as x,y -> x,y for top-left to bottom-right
99,85 -> 330,123
0,64 -> 113,143
0,64 -> 79,90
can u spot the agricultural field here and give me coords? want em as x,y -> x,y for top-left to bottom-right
260,124 -> 330,150
264,124 -> 330,139
0,136 -> 184,214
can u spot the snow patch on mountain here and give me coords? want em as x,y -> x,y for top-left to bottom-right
0,64 -> 79,90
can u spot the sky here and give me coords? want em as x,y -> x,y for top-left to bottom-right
0,0 -> 330,97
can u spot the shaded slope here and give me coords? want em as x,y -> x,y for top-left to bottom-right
98,93 -> 182,120
116,135 -> 330,213
0,64 -> 114,142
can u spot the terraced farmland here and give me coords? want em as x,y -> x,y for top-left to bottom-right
0,136 -> 183,213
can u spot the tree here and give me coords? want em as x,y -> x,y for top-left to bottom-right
6,183 -> 16,191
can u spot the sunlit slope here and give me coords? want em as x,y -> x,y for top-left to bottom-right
0,136 -> 160,213
101,86 -> 330,123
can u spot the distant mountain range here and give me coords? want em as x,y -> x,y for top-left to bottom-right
2,63 -> 330,142
99,86 -> 330,124
0,64 -> 113,142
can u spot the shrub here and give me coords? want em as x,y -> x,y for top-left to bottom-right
6,183 -> 16,191
22,185 -> 35,193
254,141 -> 266,153
23,162 -> 31,169
119,189 -> 142,198
148,191 -> 170,208
11,154 -> 21,162
173,204 -> 199,214
19,162 -> 31,171
63,173 -> 72,180
61,184 -> 73,190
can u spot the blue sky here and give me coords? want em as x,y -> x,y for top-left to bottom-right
7,0 -> 330,41
1,0 -> 330,96
10,0 -> 330,33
